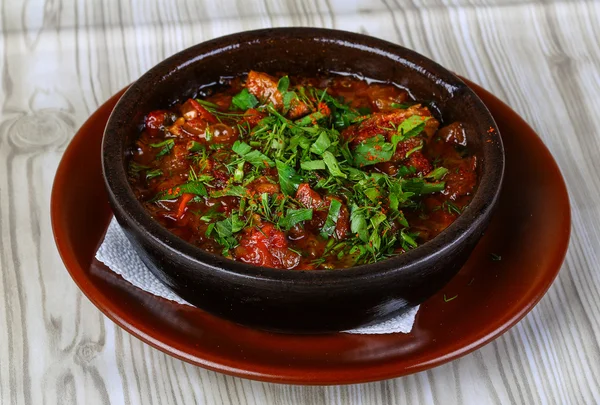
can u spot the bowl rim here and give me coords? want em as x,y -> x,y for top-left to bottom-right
102,27 -> 504,285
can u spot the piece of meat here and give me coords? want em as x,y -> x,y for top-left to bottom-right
234,223 -> 300,269
287,232 -> 325,261
443,156 -> 477,199
206,93 -> 232,111
180,99 -> 200,121
247,176 -> 280,195
390,137 -> 431,175
342,105 -> 439,145
241,108 -> 266,128
373,162 -> 399,176
437,122 -> 467,146
392,137 -> 421,161
166,117 -> 185,136
328,77 -> 371,109
246,71 -> 283,108
406,152 -> 432,176
245,71 -> 311,119
211,164 -> 230,188
287,98 -> 311,119
295,185 -> 350,239
161,142 -> 190,172
364,84 -> 409,112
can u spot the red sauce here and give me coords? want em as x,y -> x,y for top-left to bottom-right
128,71 -> 477,269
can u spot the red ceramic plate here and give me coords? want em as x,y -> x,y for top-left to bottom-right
51,79 -> 570,385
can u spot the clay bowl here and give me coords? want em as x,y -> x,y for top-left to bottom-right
102,28 -> 504,333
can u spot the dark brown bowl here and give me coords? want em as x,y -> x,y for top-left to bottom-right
102,28 -> 504,333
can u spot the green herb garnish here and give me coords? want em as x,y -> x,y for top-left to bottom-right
210,185 -> 249,198
322,151 -> 347,178
279,208 -> 313,230
231,88 -> 259,110
187,141 -> 203,152
232,141 -> 275,169
300,160 -> 326,171
443,294 -> 458,302
321,199 -> 342,237
129,162 -> 150,174
309,132 -> 331,155
145,169 -> 163,180
150,139 -> 174,157
426,167 -> 449,181
276,160 -> 303,196
152,177 -> 212,201
353,135 -> 394,167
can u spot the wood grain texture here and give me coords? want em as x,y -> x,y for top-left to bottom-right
1,0 -> 599,404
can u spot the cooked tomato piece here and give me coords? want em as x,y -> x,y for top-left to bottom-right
176,193 -> 194,218
145,110 -> 167,136
208,123 -> 238,144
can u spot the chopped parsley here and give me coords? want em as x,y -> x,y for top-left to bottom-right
231,89 -> 259,110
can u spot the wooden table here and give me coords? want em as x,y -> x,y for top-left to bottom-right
1,0 -> 599,403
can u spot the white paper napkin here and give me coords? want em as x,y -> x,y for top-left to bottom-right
96,218 -> 419,334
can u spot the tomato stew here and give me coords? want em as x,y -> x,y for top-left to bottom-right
127,71 -> 477,270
